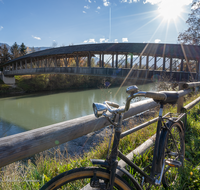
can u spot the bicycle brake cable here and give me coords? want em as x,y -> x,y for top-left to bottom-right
107,125 -> 114,160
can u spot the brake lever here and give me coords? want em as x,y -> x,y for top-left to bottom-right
102,113 -> 117,127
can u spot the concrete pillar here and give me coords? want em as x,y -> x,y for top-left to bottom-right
146,56 -> 149,69
115,53 -> 118,68
16,62 -> 18,70
12,63 -> 14,71
20,61 -> 22,69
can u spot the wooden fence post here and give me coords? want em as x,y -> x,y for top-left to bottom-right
177,82 -> 184,113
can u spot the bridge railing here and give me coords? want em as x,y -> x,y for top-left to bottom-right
0,82 -> 199,168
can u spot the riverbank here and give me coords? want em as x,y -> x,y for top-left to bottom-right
0,74 -> 152,96
0,93 -> 199,189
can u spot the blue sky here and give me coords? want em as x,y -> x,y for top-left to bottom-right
0,0 -> 193,47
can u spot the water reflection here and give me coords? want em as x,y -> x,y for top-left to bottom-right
0,83 -> 155,136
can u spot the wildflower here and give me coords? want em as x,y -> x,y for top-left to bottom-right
190,171 -> 193,176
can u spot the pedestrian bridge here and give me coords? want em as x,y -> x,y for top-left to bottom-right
1,43 -> 200,84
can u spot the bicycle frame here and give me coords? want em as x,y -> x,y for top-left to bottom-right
91,104 -> 185,189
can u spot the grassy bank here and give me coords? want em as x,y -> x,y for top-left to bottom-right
0,74 -> 144,95
0,93 -> 200,189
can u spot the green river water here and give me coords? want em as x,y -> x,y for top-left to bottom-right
0,83 -> 156,138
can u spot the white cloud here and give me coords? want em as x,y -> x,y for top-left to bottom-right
32,35 -> 41,40
84,5 -> 90,9
89,39 -> 96,43
0,26 -> 3,31
96,10 -> 99,13
122,38 -> 128,42
114,39 -> 118,43
103,0 -> 110,6
100,38 -> 105,43
121,0 -> 138,3
97,6 -> 101,9
155,39 -> 161,43
83,11 -> 86,13
88,0 -> 92,3
143,0 -> 192,6
83,40 -> 88,43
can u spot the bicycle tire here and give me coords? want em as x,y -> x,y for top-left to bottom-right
40,167 -> 139,190
158,120 -> 185,188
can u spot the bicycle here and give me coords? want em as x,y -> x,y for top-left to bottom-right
40,85 -> 185,190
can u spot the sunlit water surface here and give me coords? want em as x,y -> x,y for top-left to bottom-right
0,83 -> 156,137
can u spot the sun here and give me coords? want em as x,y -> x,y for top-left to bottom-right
158,1 -> 183,20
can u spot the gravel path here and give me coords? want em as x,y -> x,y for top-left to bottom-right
56,110 -> 156,158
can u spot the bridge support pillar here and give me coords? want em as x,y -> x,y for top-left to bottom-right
99,54 -> 102,67
179,59 -> 184,81
162,56 -> 165,71
76,54 -> 79,67
20,61 -> 22,70
0,73 -> 15,85
102,53 -> 104,68
125,54 -> 127,68
197,59 -> 200,81
25,60 -> 27,69
112,54 -> 114,68
115,53 -> 118,68
146,56 -> 149,69
139,56 -> 142,69
30,59 -> 33,69
130,54 -> 133,68
170,57 -> 172,79
154,56 -> 157,70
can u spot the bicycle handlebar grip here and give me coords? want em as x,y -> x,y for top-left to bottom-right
145,92 -> 167,101
106,101 -> 120,108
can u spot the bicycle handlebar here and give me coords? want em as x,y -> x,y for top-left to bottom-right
93,86 -> 168,118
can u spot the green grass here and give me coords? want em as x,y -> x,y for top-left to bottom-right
0,93 -> 200,189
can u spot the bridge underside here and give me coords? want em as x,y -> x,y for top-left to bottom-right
4,67 -> 197,82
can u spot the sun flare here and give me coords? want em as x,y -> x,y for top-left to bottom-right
158,1 -> 183,20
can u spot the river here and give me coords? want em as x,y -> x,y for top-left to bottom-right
0,83 -> 156,138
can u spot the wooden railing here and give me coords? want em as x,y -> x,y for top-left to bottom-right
0,82 -> 200,168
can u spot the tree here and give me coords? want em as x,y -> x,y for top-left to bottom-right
10,42 -> 20,59
0,44 -> 11,65
20,43 -> 26,56
178,0 -> 200,45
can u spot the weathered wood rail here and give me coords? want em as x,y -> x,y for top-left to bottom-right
0,82 -> 199,168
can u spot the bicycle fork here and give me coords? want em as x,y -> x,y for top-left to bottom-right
108,113 -> 123,190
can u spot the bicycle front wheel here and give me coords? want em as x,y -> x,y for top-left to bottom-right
159,121 -> 185,188
40,167 -> 136,190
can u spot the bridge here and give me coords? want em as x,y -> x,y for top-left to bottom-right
1,43 -> 200,84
